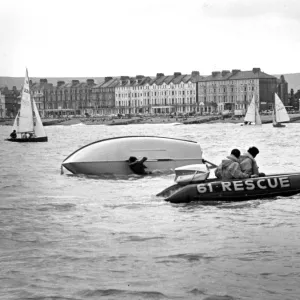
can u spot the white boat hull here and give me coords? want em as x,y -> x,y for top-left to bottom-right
62,136 -> 203,176
174,164 -> 210,185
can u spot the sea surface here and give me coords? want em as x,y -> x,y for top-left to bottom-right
1,122 -> 300,300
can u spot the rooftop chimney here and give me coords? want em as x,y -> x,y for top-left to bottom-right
136,75 -> 144,83
279,75 -> 286,83
232,69 -> 240,75
174,72 -> 182,77
87,79 -> 95,85
40,79 -> 48,84
191,71 -> 200,77
252,68 -> 261,73
72,80 -> 79,85
156,73 -> 164,79
221,70 -> 230,77
130,77 -> 136,84
104,77 -> 112,82
57,81 -> 65,87
212,71 -> 220,77
120,76 -> 129,84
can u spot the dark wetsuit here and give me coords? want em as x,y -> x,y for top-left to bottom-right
129,158 -> 148,175
10,131 -> 17,139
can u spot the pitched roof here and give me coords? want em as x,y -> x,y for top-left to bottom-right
197,69 -> 277,82
100,77 -> 119,88
229,70 -> 277,80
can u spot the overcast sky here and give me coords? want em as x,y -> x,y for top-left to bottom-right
0,0 -> 299,77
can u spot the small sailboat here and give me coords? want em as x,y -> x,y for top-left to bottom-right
6,69 -> 48,142
243,95 -> 262,126
272,93 -> 290,128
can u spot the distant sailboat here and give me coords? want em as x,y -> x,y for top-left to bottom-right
272,93 -> 290,128
243,95 -> 262,125
6,69 -> 48,142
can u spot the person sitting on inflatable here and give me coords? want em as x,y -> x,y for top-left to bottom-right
240,146 -> 265,177
215,149 -> 254,180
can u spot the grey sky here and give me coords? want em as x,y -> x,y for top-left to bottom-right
0,0 -> 299,77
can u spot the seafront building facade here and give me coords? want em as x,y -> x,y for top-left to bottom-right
197,68 -> 278,114
1,68 -> 285,118
0,86 -> 20,118
0,90 -> 5,118
115,72 -> 202,115
115,68 -> 278,115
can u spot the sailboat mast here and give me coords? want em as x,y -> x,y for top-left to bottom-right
274,92 -> 276,123
27,70 -> 35,132
255,94 -> 258,123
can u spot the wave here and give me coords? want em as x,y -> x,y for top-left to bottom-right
156,253 -> 215,263
80,288 -> 168,298
35,203 -> 76,212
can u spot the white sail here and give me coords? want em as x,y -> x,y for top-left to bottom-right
18,69 -> 34,133
244,96 -> 256,123
274,93 -> 290,123
32,99 -> 47,137
12,111 -> 20,133
244,95 -> 261,125
255,105 -> 262,125
272,109 -> 276,125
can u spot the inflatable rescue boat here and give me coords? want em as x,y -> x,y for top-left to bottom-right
157,164 -> 300,203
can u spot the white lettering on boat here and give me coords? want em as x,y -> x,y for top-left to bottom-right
233,181 -> 244,191
222,182 -> 232,191
197,183 -> 213,193
257,179 -> 267,189
267,178 -> 278,188
196,177 -> 291,194
245,180 -> 255,190
279,177 -> 290,188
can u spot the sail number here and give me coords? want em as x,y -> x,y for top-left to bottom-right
197,177 -> 291,194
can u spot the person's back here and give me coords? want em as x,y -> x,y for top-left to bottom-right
10,130 -> 17,139
215,149 -> 249,180
240,147 -> 260,176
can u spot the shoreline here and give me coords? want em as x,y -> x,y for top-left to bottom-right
1,114 -> 300,126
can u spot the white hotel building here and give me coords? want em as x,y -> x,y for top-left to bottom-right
115,71 -> 202,115
115,68 -> 278,115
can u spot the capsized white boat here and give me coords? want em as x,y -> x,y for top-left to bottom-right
243,95 -> 262,126
6,68 -> 48,143
272,93 -> 290,127
62,136 -> 204,175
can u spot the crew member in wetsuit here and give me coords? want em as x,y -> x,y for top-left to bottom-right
215,149 -> 252,180
10,130 -> 17,139
128,156 -> 150,175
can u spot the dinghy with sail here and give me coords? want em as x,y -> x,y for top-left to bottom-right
6,69 -> 48,142
272,93 -> 290,127
243,95 -> 262,126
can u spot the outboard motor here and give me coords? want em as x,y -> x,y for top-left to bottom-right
174,164 -> 210,186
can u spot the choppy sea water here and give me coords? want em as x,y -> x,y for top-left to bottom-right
1,122 -> 300,300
